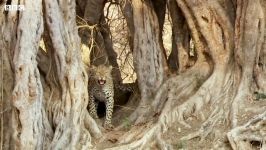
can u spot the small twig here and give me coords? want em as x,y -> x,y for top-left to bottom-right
77,24 -> 97,30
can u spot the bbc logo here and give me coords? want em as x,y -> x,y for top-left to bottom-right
4,5 -> 25,11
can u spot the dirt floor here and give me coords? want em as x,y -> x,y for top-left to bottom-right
93,93 -> 266,150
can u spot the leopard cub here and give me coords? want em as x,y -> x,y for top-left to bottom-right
88,65 -> 114,129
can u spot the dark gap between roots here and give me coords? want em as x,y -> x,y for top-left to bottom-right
96,90 -> 133,118
97,101 -> 106,118
250,140 -> 262,149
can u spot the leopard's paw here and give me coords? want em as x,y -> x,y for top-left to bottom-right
104,123 -> 114,130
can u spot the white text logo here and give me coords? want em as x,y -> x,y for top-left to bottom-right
4,5 -> 25,11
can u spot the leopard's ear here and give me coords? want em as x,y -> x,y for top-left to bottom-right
89,65 -> 96,73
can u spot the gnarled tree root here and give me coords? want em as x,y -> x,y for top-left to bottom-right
227,111 -> 266,150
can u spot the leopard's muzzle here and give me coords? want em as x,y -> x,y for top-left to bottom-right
98,79 -> 106,85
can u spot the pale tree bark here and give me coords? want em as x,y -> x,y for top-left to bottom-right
43,0 -> 100,148
108,0 -> 266,149
228,111 -> 266,150
125,0 -> 167,125
0,1 -> 16,149
232,0 -> 265,127
1,0 -> 266,149
0,0 -> 53,149
1,0 -> 102,148
227,0 -> 266,149
254,0 -> 266,93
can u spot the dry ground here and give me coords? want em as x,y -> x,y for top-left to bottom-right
92,94 -> 265,150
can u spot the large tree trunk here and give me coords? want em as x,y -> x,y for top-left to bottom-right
0,19 -> 14,150
1,0 -> 266,149
254,0 -> 266,93
108,0 -> 266,149
231,0 -> 265,127
0,2 -> 16,149
1,0 -> 53,149
1,0 -> 101,148
43,0 -> 101,148
126,0 -> 167,125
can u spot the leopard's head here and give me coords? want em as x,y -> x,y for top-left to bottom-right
90,65 -> 113,86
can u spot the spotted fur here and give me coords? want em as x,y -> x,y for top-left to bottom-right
88,65 -> 114,129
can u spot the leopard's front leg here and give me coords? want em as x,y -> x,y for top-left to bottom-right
89,94 -> 99,119
104,96 -> 114,129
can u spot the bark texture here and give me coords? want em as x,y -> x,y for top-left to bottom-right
43,0 -> 97,148
0,1 -> 16,149
1,0 -> 266,149
128,0 -> 166,124
107,0 -> 266,149
232,0 -> 265,127
168,0 -> 192,72
1,0 -> 53,149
